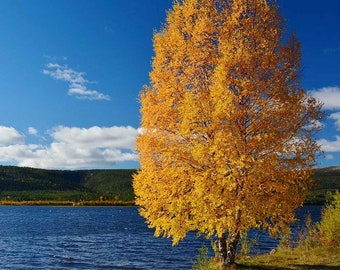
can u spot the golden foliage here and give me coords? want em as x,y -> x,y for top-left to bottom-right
133,0 -> 323,246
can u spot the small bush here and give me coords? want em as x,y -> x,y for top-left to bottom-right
192,246 -> 214,270
298,190 -> 340,249
316,190 -> 340,246
239,232 -> 258,255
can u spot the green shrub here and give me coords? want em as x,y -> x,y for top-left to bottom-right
239,232 -> 259,255
192,246 -> 214,270
317,190 -> 340,246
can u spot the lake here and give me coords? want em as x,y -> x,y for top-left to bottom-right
0,205 -> 322,269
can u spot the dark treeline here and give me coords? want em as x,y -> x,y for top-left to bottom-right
0,165 -> 338,204
0,166 -> 136,203
308,166 -> 340,204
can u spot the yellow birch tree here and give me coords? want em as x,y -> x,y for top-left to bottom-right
133,0 -> 323,265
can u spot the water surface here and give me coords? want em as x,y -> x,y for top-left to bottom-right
0,205 -> 322,269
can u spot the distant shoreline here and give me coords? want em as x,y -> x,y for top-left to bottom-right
0,199 -> 325,207
0,200 -> 136,206
0,166 -> 338,206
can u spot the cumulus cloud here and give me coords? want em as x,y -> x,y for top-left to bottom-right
0,125 -> 139,169
330,112 -> 340,130
0,126 -> 25,146
309,86 -> 340,110
43,63 -> 111,101
50,126 -> 137,149
309,86 -> 340,158
28,127 -> 38,135
318,136 -> 340,153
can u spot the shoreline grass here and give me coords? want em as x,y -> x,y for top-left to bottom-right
237,245 -> 340,269
194,246 -> 340,270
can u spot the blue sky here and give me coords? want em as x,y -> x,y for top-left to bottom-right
0,0 -> 339,170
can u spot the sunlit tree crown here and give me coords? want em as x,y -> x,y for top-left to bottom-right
134,0 -> 323,250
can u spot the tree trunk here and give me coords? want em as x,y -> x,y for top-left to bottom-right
218,235 -> 227,263
218,233 -> 240,265
226,232 -> 240,265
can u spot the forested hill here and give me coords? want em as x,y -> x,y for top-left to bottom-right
0,165 -> 338,204
0,166 -> 136,203
309,166 -> 340,203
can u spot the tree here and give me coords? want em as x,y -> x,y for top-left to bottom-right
133,0 -> 323,265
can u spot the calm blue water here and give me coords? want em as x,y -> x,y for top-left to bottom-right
0,205 -> 322,269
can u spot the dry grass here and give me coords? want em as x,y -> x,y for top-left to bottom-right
237,245 -> 340,269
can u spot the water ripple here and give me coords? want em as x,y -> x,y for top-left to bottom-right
0,205 -> 321,269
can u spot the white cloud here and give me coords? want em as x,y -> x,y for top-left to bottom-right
43,63 -> 111,101
310,86 -> 340,159
330,112 -> 340,130
318,136 -> 340,152
0,125 -> 139,169
0,126 -> 25,146
50,126 -> 138,150
309,86 -> 340,110
68,87 -> 110,100
305,119 -> 324,131
28,127 -> 38,135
